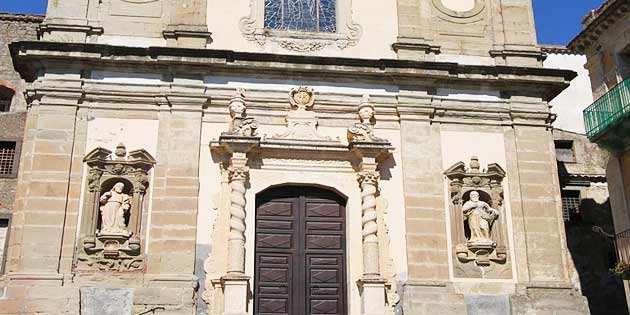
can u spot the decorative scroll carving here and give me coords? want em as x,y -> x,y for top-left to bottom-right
222,89 -> 259,137
274,39 -> 330,52
348,95 -> 388,143
445,156 -> 510,277
75,143 -> 155,272
271,86 -> 333,142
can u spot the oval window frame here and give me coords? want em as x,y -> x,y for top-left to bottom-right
432,0 -> 485,22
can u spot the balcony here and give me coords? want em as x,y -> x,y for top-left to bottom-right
616,229 -> 630,275
584,77 -> 630,142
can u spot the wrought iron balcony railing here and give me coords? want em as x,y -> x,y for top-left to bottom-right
616,229 -> 630,267
584,77 -> 630,140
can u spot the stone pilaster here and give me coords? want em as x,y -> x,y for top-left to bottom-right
39,0 -> 102,43
164,0 -> 212,48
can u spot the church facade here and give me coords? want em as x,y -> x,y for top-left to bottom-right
0,0 -> 590,314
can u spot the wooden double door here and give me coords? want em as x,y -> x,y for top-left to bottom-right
254,186 -> 347,315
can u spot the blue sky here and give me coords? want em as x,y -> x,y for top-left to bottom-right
0,0 -> 607,45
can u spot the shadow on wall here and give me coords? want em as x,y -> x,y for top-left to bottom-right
564,195 -> 629,315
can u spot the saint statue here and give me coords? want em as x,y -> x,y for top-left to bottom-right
462,190 -> 498,245
99,182 -> 131,236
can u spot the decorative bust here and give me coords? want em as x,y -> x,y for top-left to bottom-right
224,89 -> 258,137
462,190 -> 498,245
348,95 -> 386,143
99,182 -> 131,236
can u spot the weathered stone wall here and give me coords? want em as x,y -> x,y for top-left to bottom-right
0,13 -> 42,246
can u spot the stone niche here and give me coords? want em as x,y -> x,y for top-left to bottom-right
444,156 -> 513,279
75,143 -> 155,272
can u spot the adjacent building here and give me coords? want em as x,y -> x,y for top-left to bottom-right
0,13 -> 44,276
569,0 -> 630,306
541,44 -> 628,314
0,1 -> 592,314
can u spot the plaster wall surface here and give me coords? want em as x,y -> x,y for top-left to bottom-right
441,130 -> 517,282
545,53 -> 593,134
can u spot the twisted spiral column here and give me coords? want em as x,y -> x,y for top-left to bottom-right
358,171 -> 380,278
227,166 -> 248,275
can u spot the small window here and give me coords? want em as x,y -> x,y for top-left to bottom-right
0,217 -> 9,275
555,140 -> 576,163
561,190 -> 581,222
0,142 -> 17,176
264,0 -> 337,33
0,98 -> 10,112
0,85 -> 14,112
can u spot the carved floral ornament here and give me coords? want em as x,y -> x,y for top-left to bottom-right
239,0 -> 362,51
444,156 -> 508,269
76,143 -> 156,272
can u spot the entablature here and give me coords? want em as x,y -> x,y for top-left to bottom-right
11,41 -> 575,102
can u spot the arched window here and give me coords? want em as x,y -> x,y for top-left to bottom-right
264,0 -> 336,33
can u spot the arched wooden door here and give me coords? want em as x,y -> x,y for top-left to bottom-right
254,186 -> 347,315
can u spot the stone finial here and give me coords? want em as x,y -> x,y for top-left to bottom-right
289,86 -> 315,111
348,94 -> 387,143
470,156 -> 480,172
229,89 -> 247,118
223,89 -> 258,137
114,143 -> 127,160
358,94 -> 375,124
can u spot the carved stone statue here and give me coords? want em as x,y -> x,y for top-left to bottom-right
223,89 -> 258,137
462,190 -> 498,245
99,182 -> 131,236
348,95 -> 387,143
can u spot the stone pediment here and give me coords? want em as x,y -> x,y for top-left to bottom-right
445,159 -> 506,187
84,146 -> 156,171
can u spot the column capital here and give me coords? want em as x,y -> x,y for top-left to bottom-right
228,166 -> 249,182
357,171 -> 380,186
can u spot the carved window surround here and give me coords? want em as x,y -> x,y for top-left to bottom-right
432,0 -> 486,23
239,0 -> 362,51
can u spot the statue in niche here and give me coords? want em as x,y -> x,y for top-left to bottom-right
99,182 -> 132,236
347,95 -> 387,143
462,190 -> 498,245
223,89 -> 258,137
75,142 -> 156,272
444,156 -> 509,274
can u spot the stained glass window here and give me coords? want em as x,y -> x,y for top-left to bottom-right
264,0 -> 337,33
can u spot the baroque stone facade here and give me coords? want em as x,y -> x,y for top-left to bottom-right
0,1 -> 590,314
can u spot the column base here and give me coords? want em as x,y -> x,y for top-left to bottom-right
222,274 -> 250,315
358,277 -> 387,315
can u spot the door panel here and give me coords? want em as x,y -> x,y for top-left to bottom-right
255,186 -> 347,315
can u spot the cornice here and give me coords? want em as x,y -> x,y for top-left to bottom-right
568,0 -> 630,53
10,41 -> 576,102
0,13 -> 44,23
